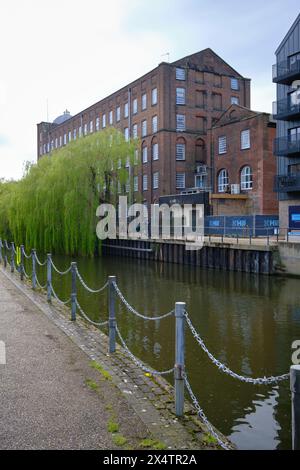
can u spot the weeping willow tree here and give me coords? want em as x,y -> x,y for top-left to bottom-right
0,128 -> 139,256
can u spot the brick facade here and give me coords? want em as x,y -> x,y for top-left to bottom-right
37,48 -> 250,207
210,105 -> 278,215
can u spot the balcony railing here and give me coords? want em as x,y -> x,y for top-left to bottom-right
274,174 -> 300,192
274,135 -> 300,156
273,97 -> 300,121
273,59 -> 300,85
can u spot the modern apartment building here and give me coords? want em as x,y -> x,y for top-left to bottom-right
210,104 -> 278,215
273,14 -> 300,229
37,48 -> 250,207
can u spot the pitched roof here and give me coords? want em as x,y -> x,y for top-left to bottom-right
275,13 -> 300,55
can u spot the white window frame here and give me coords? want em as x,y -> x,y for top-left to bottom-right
231,96 -> 239,105
142,146 -> 148,164
241,166 -> 253,190
96,117 -> 100,131
152,88 -> 158,105
142,120 -> 147,137
89,120 -> 93,133
134,175 -> 138,192
132,124 -> 138,139
102,114 -> 106,128
176,87 -> 186,105
218,169 -> 229,192
124,102 -> 129,118
124,127 -> 129,141
153,172 -> 159,189
109,110 -> 113,125
176,143 -> 186,160
152,142 -> 159,160
176,114 -> 186,131
152,115 -> 158,133
241,129 -> 250,150
142,93 -> 147,110
84,123 -> 88,136
231,77 -> 239,90
133,98 -> 138,114
176,68 -> 186,81
116,106 -> 121,122
143,174 -> 148,191
218,136 -> 227,154
176,172 -> 185,189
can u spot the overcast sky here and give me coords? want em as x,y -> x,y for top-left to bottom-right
0,0 -> 299,180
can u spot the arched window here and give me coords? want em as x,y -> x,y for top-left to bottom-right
218,169 -> 229,192
240,166 -> 253,190
151,136 -> 159,161
195,138 -> 206,162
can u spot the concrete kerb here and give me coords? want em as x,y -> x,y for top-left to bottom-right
0,266 -> 233,450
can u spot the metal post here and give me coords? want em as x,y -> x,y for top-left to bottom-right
4,241 -> 7,268
291,365 -> 300,450
47,254 -> 52,302
32,249 -> 36,289
108,275 -> 117,353
287,228 -> 289,242
10,243 -> 15,273
20,245 -> 24,281
174,301 -> 186,417
71,262 -> 77,321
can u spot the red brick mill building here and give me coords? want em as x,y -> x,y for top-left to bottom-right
37,48 -> 278,216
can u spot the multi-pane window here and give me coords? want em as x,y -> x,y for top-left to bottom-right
134,175 -> 138,192
59,136 -> 62,147
142,93 -> 147,110
134,149 -> 139,165
73,129 -> 77,140
152,115 -> 158,133
241,129 -> 250,149
102,114 -> 106,128
143,174 -> 148,191
231,96 -> 239,105
125,179 -> 130,193
176,68 -> 186,80
218,169 -> 229,192
124,127 -> 129,141
152,88 -> 158,105
142,120 -> 147,137
96,117 -> 100,131
124,103 -> 129,118
231,77 -> 239,90
176,114 -> 186,131
89,120 -> 93,133
142,146 -> 148,163
132,124 -> 138,139
289,127 -> 300,142
84,123 -> 88,135
116,106 -> 121,122
51,140 -> 54,150
47,142 -> 50,153
109,111 -> 113,125
218,136 -> 227,154
152,143 -> 159,160
68,131 -> 72,142
64,133 -> 67,145
176,88 -> 186,105
176,143 -> 186,160
153,172 -> 159,189
240,166 -> 253,190
133,98 -> 138,114
55,137 -> 58,148
176,172 -> 185,189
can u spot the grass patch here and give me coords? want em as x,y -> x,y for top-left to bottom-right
85,378 -> 99,391
107,419 -> 119,433
90,361 -> 112,381
139,438 -> 167,450
112,434 -> 128,446
202,433 -> 218,445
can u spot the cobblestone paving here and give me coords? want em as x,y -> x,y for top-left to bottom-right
0,266 -> 232,450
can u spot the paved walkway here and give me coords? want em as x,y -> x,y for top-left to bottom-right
0,267 -> 227,450
0,270 -> 150,450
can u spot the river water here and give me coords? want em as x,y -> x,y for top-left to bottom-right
28,253 -> 300,450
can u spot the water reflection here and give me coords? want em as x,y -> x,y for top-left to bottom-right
24,254 -> 300,449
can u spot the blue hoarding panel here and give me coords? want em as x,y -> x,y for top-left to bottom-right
255,215 -> 279,236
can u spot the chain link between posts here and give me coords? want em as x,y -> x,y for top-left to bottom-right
115,324 -> 174,376
113,281 -> 174,321
75,267 -> 108,294
184,311 -> 289,385
76,300 -> 108,327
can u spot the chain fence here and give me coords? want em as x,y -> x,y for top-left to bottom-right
75,267 -> 108,294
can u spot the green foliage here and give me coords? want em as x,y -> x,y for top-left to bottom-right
112,434 -> 128,446
85,378 -> 100,391
107,420 -> 119,433
90,360 -> 112,380
139,438 -> 167,450
0,129 -> 139,256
